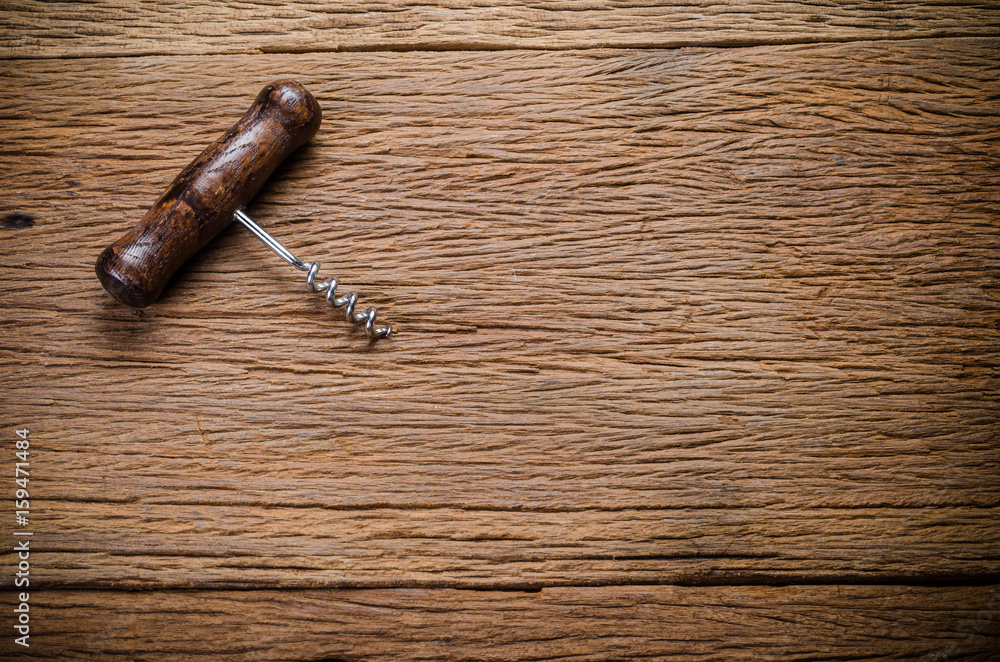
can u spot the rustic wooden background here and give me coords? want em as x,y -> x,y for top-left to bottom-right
1,2 -> 999,660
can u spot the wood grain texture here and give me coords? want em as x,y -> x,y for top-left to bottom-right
2,585 -> 999,661
3,0 -> 1000,59
1,39 -> 999,591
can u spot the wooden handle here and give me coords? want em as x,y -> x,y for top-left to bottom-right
95,80 -> 322,308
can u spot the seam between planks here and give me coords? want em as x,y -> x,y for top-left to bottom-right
24,574 -> 1000,592
2,30 -> 999,61
29,580 -> 1000,593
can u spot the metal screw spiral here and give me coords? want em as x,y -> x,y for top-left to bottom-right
233,209 -> 393,339
305,262 -> 392,339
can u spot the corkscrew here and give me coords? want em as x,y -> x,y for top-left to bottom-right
95,80 -> 393,339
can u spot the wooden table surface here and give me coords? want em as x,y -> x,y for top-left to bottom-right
2,2 -> 999,660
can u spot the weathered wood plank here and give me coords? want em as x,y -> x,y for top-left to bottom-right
3,0 -> 1000,59
1,39 -> 998,589
2,585 -> 999,661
